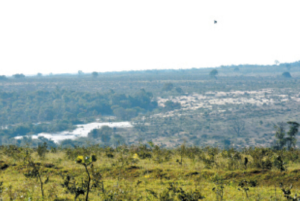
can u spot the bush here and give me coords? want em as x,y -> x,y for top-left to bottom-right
282,72 -> 291,78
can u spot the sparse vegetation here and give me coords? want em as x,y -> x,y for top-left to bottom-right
1,62 -> 300,199
0,142 -> 300,200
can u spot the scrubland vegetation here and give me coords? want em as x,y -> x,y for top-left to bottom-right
0,62 -> 300,200
1,62 -> 300,148
1,142 -> 300,200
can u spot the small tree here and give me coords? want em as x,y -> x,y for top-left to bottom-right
286,121 -> 300,150
0,75 -> 7,80
209,69 -> 218,79
13,73 -> 25,79
212,175 -> 225,201
273,122 -> 299,150
37,142 -> 48,159
274,123 -> 286,150
228,119 -> 245,137
76,154 -> 97,201
237,180 -> 257,199
233,67 -> 239,72
78,70 -> 84,76
88,126 -> 112,143
92,72 -> 98,78
162,83 -> 174,91
282,72 -> 291,78
23,150 -> 49,198
175,87 -> 183,94
176,143 -> 186,166
61,174 -> 85,200
164,100 -> 181,111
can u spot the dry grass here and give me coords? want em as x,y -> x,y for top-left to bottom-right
0,147 -> 299,200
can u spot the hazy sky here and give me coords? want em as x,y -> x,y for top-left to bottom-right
1,0 -> 300,75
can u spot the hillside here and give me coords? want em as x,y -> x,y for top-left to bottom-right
0,63 -> 300,148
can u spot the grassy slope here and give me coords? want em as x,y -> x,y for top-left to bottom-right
1,147 -> 300,200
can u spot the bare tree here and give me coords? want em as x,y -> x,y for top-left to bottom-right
228,119 -> 245,137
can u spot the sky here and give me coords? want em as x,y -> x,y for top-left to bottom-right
0,0 -> 300,76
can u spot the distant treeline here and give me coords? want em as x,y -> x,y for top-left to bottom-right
0,89 -> 157,126
1,60 -> 299,81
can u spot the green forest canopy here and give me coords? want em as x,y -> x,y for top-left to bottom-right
0,89 -> 157,126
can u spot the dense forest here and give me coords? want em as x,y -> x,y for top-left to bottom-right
0,89 -> 157,125
0,88 -> 160,144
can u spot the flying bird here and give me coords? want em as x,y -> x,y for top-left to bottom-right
214,20 -> 217,24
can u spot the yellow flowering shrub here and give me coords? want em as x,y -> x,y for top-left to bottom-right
133,153 -> 139,159
76,155 -> 84,163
